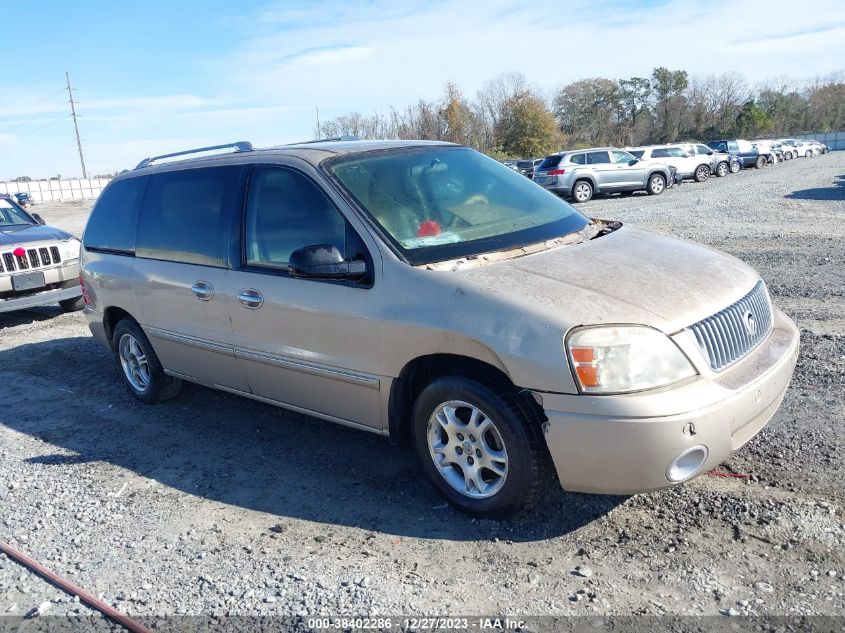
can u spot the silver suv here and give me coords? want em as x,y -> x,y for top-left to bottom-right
80,140 -> 799,517
533,148 -> 672,202
0,195 -> 83,314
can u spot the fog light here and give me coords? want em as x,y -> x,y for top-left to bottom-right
666,445 -> 708,482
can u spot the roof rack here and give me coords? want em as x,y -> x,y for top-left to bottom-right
279,135 -> 360,147
135,141 -> 253,170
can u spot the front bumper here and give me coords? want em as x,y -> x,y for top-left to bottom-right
0,284 -> 81,313
539,308 -> 800,495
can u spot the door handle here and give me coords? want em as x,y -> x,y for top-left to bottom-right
238,288 -> 264,309
191,281 -> 215,301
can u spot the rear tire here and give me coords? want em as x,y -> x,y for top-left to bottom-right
693,164 -> 710,182
112,319 -> 182,404
412,373 -> 553,518
646,173 -> 666,195
571,180 -> 593,203
715,162 -> 729,177
59,296 -> 85,313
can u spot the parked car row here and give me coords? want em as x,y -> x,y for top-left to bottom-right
531,137 -> 830,203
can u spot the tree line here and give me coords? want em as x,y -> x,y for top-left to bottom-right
317,68 -> 844,158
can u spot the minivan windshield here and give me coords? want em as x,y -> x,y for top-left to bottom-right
328,146 -> 590,265
0,198 -> 34,227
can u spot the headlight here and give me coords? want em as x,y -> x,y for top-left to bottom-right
567,326 -> 696,394
58,239 -> 81,262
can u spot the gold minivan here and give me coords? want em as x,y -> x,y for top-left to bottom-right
80,140 -> 799,517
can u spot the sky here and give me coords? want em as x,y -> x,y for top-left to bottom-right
1,0 -> 843,180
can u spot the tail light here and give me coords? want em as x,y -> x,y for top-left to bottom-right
79,275 -> 90,306
548,169 -> 566,175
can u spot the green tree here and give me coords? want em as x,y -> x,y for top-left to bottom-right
495,92 -> 560,157
734,99 -> 773,137
553,78 -> 620,146
651,67 -> 689,142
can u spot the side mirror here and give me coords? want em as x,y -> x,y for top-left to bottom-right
707,150 -> 714,155
628,158 -> 639,165
288,244 -> 367,280
31,213 -> 45,225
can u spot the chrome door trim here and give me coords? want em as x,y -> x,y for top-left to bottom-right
163,369 -> 386,435
235,346 -> 381,390
147,326 -> 235,357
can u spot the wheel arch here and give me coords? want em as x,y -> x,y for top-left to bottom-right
388,353 -> 535,446
103,306 -> 137,347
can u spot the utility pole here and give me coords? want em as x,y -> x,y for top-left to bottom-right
66,72 -> 88,179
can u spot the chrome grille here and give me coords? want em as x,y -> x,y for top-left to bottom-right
688,281 -> 773,371
0,244 -> 62,273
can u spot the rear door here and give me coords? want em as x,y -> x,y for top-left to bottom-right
585,151 -> 616,189
132,165 -> 250,391
225,163 -> 384,430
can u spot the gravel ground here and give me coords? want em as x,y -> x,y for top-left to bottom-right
0,153 -> 843,622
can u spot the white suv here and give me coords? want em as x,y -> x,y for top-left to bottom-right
626,145 -> 711,182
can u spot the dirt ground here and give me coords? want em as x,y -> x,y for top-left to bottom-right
0,153 -> 843,622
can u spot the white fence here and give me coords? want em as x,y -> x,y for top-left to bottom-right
794,130 -> 845,151
0,178 -> 111,203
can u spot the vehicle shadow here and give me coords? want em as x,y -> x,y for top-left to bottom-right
0,306 -> 64,330
1,336 -> 624,542
785,175 -> 845,201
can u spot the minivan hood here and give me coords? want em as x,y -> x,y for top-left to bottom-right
0,224 -> 75,246
455,225 -> 760,333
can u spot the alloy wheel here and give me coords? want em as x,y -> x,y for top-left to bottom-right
119,333 -> 151,392
427,400 -> 509,499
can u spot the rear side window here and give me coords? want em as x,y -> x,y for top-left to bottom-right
136,166 -> 243,267
569,153 -> 586,165
586,151 -> 610,164
651,148 -> 668,158
539,155 -> 563,169
83,176 -> 148,254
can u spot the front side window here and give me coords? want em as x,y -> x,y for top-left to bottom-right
0,198 -> 35,227
708,141 -> 728,152
666,148 -> 686,158
587,151 -> 611,164
328,146 -> 589,265
611,150 -> 635,164
136,166 -> 242,267
651,148 -> 668,158
244,167 -> 348,269
696,144 -> 711,155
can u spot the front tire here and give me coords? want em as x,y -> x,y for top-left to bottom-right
730,160 -> 741,174
755,156 -> 766,169
693,164 -> 710,182
571,180 -> 593,203
112,319 -> 182,404
413,374 -> 552,518
59,296 -> 85,313
646,173 -> 666,195
716,161 -> 729,177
